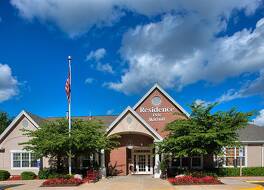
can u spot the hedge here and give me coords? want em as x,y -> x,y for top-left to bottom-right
168,167 -> 264,177
21,171 -> 36,180
216,167 -> 264,177
0,170 -> 10,181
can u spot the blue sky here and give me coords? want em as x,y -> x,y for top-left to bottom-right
0,1 -> 264,125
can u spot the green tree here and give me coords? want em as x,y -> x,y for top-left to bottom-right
0,111 -> 12,135
21,118 -> 119,172
158,103 -> 253,159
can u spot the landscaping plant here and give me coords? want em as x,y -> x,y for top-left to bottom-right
0,170 -> 10,181
21,171 -> 36,180
42,178 -> 83,186
168,176 -> 222,185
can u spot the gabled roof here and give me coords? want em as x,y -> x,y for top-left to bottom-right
238,124 -> 264,142
0,110 -> 41,143
107,106 -> 163,141
133,83 -> 190,117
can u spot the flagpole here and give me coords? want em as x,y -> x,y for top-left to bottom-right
68,55 -> 72,175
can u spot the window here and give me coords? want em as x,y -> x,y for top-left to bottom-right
219,146 -> 246,167
171,156 -> 202,169
192,156 -> 202,168
182,157 -> 189,168
11,151 -> 39,169
22,153 -> 30,167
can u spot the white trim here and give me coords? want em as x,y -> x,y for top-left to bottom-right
0,110 -> 41,143
240,141 -> 264,143
10,150 -> 39,170
245,145 -> 248,167
107,106 -> 163,141
261,144 -> 264,167
133,83 -> 190,117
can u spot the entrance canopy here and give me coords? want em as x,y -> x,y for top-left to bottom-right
106,106 -> 163,141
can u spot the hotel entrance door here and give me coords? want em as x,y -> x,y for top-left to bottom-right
132,148 -> 153,174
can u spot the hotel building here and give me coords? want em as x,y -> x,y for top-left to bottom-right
0,84 -> 264,178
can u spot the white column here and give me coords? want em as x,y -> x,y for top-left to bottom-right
154,146 -> 161,178
100,149 -> 106,178
261,144 -> 264,167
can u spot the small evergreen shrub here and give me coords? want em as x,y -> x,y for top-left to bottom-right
21,171 -> 36,180
0,170 -> 10,181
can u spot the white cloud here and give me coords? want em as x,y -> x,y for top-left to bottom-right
96,63 -> 114,74
10,0 -> 264,95
253,109 -> 264,126
10,0 -> 261,37
194,99 -> 211,106
86,48 -> 106,62
85,48 -> 113,74
108,14 -> 264,94
106,109 -> 114,115
217,70 -> 264,102
0,64 -> 19,102
84,78 -> 95,84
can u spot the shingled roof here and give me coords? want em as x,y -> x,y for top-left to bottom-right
45,115 -> 117,127
238,124 -> 264,142
25,111 -> 46,126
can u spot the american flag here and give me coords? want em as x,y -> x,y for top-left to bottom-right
65,57 -> 71,102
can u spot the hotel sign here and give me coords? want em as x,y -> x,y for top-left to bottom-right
139,106 -> 175,122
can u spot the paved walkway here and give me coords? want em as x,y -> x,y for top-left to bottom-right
0,180 -> 79,190
79,175 -> 174,190
0,175 -> 261,190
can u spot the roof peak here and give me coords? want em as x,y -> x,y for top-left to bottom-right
133,83 -> 190,117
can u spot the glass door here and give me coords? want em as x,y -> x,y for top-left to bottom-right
138,154 -> 146,172
132,148 -> 153,174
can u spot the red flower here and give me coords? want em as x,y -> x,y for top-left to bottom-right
43,178 -> 83,186
168,176 -> 221,185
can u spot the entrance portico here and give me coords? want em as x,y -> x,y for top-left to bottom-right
105,107 -> 163,177
100,84 -> 189,178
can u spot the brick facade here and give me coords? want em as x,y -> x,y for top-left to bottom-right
107,85 -> 189,176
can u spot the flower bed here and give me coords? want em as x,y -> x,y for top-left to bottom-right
9,175 -> 21,180
168,176 -> 222,185
42,178 -> 83,187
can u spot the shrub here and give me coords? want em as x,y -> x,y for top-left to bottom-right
243,167 -> 264,176
42,178 -> 83,186
38,168 -> 71,179
168,176 -> 222,185
0,170 -> 10,181
168,167 -> 264,177
21,171 -> 36,180
215,168 -> 240,177
38,168 -> 51,179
